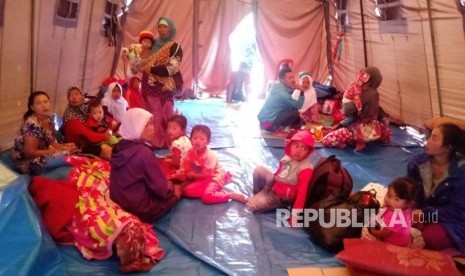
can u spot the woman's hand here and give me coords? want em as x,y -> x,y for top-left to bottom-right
104,130 -> 113,139
294,84 -> 305,91
169,173 -> 187,182
110,120 -> 118,130
63,143 -> 78,153
173,185 -> 183,199
186,171 -> 199,180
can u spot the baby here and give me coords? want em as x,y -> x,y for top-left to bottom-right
340,70 -> 370,126
86,99 -> 120,146
365,177 -> 417,247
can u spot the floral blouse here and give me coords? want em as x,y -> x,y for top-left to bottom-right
13,115 -> 64,175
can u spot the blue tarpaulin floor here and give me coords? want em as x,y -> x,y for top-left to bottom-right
0,98 -> 425,275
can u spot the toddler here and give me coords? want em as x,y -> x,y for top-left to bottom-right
159,114 -> 192,176
170,124 -> 246,204
340,70 -> 370,126
86,99 -> 120,146
246,130 -> 315,225
366,177 -> 417,247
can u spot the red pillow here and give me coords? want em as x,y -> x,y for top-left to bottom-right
336,239 -> 460,276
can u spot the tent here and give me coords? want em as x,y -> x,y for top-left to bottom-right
1,1 -> 465,274
1,0 -> 465,150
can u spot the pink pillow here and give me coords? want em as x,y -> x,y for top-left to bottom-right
336,239 -> 460,276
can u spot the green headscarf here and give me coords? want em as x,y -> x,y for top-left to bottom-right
151,16 -> 177,53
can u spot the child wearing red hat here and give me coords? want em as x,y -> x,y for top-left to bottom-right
247,130 -> 315,225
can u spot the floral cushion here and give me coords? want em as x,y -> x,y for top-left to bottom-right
336,239 -> 460,276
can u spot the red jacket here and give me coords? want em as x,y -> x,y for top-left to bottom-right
63,119 -> 108,149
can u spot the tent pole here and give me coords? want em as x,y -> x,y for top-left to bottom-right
30,0 -> 35,92
81,0 -> 95,91
359,0 -> 367,68
323,0 -> 333,78
192,0 -> 200,95
426,0 -> 442,116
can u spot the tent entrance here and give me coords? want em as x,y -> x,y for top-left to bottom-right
228,13 -> 264,100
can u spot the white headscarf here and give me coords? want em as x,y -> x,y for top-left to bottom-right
120,108 -> 152,140
296,74 -> 317,112
102,82 -> 128,123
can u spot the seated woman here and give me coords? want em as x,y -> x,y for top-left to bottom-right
321,66 -> 391,151
62,86 -> 112,158
408,123 -> 465,255
110,108 -> 182,223
13,91 -> 77,175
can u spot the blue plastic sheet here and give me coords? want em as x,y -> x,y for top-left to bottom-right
0,173 -> 67,276
0,99 -> 425,275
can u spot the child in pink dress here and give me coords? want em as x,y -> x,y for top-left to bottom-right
170,124 -> 246,204
367,177 -> 417,247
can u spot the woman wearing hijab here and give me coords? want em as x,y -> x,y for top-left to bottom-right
321,66 -> 391,151
138,16 -> 183,148
62,86 -> 111,157
110,108 -> 182,223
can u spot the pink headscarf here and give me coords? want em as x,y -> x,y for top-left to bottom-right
119,108 -> 152,140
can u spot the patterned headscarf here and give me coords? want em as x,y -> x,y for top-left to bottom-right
364,66 -> 382,89
152,16 -> 176,53
62,87 -> 88,124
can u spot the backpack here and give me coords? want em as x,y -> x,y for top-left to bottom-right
303,155 -> 381,252
304,155 -> 353,208
306,190 -> 380,252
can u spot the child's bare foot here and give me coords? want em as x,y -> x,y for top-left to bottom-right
355,142 -> 366,152
119,257 -> 154,273
229,193 -> 247,203
331,124 -> 340,131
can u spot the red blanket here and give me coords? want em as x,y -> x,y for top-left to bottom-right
29,176 -> 79,243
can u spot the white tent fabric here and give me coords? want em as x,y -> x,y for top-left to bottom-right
1,0 -> 465,150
